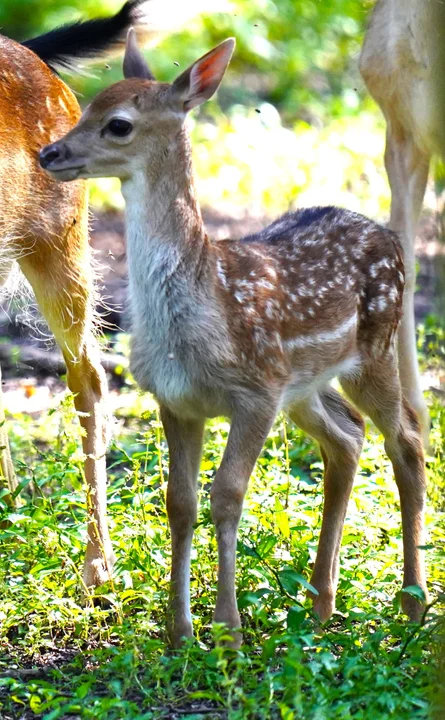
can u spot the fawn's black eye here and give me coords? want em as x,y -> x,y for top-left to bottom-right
107,119 -> 133,137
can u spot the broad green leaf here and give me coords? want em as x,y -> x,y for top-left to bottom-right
275,497 -> 290,539
401,585 -> 427,602
287,606 -> 306,630
279,568 -> 318,598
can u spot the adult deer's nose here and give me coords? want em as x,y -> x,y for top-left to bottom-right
39,142 -> 71,168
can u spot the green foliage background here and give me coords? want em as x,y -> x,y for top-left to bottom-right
0,374 -> 443,719
0,0 -> 386,217
0,2 -> 443,718
1,0 -> 373,120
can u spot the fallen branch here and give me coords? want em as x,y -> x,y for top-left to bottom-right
0,667 -> 52,679
0,342 -> 127,378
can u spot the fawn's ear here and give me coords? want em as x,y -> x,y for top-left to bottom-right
170,38 -> 235,111
123,28 -> 154,80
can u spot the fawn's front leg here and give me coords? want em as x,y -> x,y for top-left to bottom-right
160,406 -> 204,648
288,390 -> 365,621
210,399 -> 277,648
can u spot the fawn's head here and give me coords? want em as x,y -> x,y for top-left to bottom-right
39,30 -> 235,182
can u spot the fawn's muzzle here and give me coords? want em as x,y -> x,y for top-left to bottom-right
39,142 -> 72,169
39,141 -> 86,181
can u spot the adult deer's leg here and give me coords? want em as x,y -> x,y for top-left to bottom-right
0,364 -> 16,506
287,389 -> 365,621
210,399 -> 277,647
160,405 -> 204,647
0,261 -> 17,505
341,355 -> 427,621
385,120 -> 430,441
17,214 -> 114,589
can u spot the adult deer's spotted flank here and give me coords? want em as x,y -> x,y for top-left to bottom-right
41,30 -> 428,648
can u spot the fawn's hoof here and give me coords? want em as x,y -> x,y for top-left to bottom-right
216,627 -> 242,649
167,618 -> 194,649
312,595 -> 335,623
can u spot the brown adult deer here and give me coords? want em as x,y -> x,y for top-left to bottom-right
41,31 -> 428,648
0,1 -> 151,590
360,0 -> 445,444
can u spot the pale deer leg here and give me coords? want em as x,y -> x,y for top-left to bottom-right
17,231 -> 114,590
0,261 -> 17,505
160,405 -> 204,648
0,364 -> 16,506
341,357 -> 427,621
210,402 -> 277,648
385,122 -> 430,442
64,345 -> 114,589
287,389 -> 365,621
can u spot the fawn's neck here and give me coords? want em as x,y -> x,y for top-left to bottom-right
121,126 -> 208,274
121,125 -> 214,336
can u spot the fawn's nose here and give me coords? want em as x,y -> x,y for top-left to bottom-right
39,142 -> 72,169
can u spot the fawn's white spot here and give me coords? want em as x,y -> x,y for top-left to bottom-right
284,313 -> 357,351
216,260 -> 228,288
369,296 -> 388,313
257,279 -> 274,291
265,301 -> 277,319
369,258 -> 391,278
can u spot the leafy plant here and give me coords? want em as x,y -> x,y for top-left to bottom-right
0,355 -> 443,719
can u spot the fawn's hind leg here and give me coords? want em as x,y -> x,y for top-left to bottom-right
17,212 -> 114,589
341,354 -> 427,621
287,388 -> 365,621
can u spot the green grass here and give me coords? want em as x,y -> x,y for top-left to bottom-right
0,344 -> 444,719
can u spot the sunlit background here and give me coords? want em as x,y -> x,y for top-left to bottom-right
2,0 -> 398,219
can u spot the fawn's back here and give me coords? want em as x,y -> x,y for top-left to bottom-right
216,206 -> 404,383
129,203 -> 404,419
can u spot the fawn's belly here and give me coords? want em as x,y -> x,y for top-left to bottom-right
130,325 -> 362,420
130,344 -> 232,420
